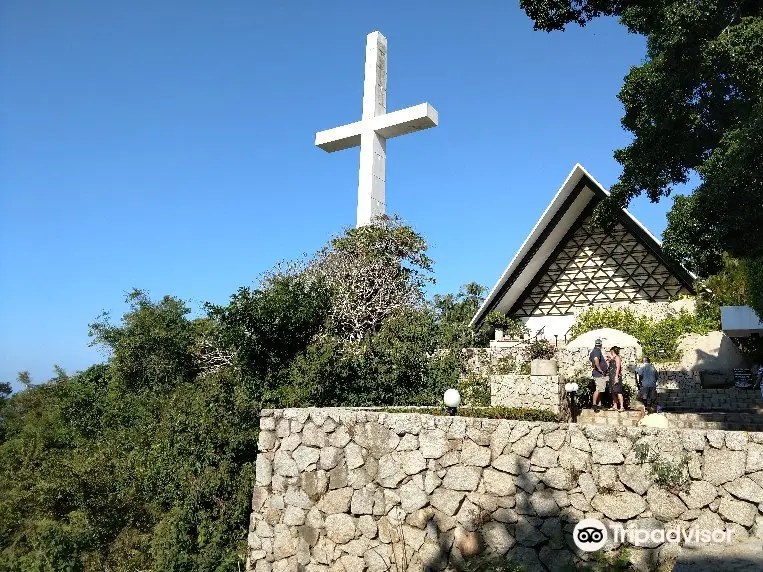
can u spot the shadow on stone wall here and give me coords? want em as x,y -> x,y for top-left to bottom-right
248,410 -> 763,572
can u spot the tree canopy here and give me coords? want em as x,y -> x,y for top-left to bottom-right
520,0 -> 763,264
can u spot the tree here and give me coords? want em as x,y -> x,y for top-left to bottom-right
661,194 -> 723,277
0,382 -> 10,442
304,215 -> 434,342
432,282 -> 492,348
519,0 -> 763,261
206,274 -> 332,398
88,289 -> 198,391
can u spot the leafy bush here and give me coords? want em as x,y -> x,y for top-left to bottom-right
462,554 -> 527,571
568,306 -> 714,362
458,372 -> 492,406
484,312 -> 529,339
527,339 -> 556,360
493,355 -> 516,375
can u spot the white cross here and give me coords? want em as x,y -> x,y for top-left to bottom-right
315,31 -> 439,227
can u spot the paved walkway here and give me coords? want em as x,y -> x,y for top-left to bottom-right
671,537 -> 763,571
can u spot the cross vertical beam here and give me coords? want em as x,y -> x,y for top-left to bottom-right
315,31 -> 438,227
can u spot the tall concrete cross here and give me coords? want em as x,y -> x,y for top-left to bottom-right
315,31 -> 439,227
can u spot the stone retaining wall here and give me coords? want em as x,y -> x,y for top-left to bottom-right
248,409 -> 763,572
490,375 -> 565,416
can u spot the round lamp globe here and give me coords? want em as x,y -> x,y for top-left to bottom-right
444,389 -> 461,409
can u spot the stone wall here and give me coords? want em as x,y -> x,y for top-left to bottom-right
464,346 -> 528,376
491,375 -> 565,416
248,408 -> 763,572
654,362 -> 700,391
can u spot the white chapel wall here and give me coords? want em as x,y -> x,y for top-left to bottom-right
522,314 -> 576,341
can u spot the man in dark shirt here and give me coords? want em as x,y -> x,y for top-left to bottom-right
589,338 -> 608,411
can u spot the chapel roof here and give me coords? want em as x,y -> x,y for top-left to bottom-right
470,164 -> 696,328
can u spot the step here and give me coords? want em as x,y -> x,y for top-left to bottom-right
575,408 -> 763,431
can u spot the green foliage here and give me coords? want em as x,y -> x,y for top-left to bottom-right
207,275 -> 332,399
571,374 -> 595,407
569,306 -> 715,362
433,283 -> 492,348
484,312 -> 529,340
692,254 -> 763,360
527,339 -> 556,360
0,219 -> 494,569
559,548 -> 631,571
493,355 -> 516,375
1,350 -> 259,572
458,372 -> 492,407
745,256 -> 763,321
694,254 -> 749,324
521,1 -> 763,270
287,307 -> 458,407
663,194 -> 723,277
0,382 -> 10,436
88,289 -> 198,391
572,374 -> 635,408
634,442 -> 691,494
461,554 -> 527,572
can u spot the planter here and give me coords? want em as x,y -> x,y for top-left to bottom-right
531,358 -> 558,376
494,329 -> 504,341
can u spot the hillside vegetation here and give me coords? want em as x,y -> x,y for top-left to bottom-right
0,218 -> 491,571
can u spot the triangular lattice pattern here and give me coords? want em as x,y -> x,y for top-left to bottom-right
514,216 -> 691,317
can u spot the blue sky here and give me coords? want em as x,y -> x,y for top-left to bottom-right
1,1 -> 679,389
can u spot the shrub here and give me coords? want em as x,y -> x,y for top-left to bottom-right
493,355 -> 516,375
484,312 -> 529,339
527,339 -> 555,360
458,372 -> 492,407
568,306 -> 714,362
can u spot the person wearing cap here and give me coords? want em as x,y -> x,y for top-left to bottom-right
607,346 -> 625,411
589,339 -> 608,411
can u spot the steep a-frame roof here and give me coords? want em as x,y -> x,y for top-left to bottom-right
470,164 -> 696,328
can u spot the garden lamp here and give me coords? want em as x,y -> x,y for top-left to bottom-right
444,389 -> 461,417
564,382 -> 579,422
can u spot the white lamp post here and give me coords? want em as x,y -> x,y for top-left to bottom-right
564,382 -> 579,422
444,389 -> 461,417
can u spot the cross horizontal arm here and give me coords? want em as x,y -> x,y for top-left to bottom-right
371,103 -> 438,139
315,103 -> 438,153
315,121 -> 363,153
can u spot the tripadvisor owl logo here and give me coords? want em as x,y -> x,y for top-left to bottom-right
573,518 -> 608,552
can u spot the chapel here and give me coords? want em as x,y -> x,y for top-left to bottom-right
470,164 -> 696,340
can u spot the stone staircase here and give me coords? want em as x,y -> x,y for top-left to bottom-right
575,387 -> 763,431
657,387 -> 763,412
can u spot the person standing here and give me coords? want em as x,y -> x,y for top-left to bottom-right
636,356 -> 658,419
608,346 -> 625,411
589,339 -> 608,411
